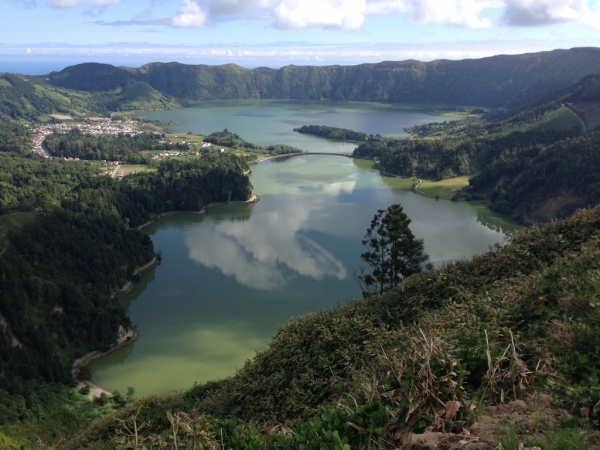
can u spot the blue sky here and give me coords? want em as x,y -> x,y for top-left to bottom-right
1,0 -> 599,73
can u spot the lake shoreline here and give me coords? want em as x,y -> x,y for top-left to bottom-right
136,193 -> 259,231
72,327 -> 138,400
75,254 -> 161,400
74,192 -> 260,399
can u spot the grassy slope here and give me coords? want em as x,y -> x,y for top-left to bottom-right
32,84 -> 102,118
494,106 -> 583,135
63,205 -> 600,449
0,386 -> 113,449
418,176 -> 471,199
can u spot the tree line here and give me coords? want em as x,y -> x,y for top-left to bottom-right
294,124 -> 376,141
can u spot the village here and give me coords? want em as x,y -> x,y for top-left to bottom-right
28,120 -> 225,176
30,119 -> 143,158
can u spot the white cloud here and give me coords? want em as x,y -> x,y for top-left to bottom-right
165,0 -> 600,31
580,9 -> 600,30
501,0 -> 587,26
273,0 -> 367,30
184,204 -> 347,290
172,0 -> 207,27
367,0 -> 501,29
205,0 -> 273,17
48,0 -> 121,6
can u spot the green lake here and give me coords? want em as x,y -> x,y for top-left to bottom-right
137,99 -> 455,153
90,102 -> 519,396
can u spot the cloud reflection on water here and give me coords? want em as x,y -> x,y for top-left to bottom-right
184,203 -> 347,290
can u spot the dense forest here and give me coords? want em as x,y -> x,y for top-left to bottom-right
354,125 -> 600,224
204,129 -> 257,148
468,131 -> 600,223
293,124 -> 374,141
0,122 -> 252,430
263,143 -> 303,155
353,127 -> 582,182
43,130 -> 189,163
43,48 -> 600,109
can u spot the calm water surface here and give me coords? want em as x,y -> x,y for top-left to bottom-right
137,99 -> 453,153
91,103 -> 518,396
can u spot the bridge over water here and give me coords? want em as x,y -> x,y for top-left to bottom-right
267,152 -> 354,160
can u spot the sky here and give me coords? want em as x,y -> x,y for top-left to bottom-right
1,0 -> 599,73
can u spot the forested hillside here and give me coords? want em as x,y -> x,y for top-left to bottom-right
353,127 -> 581,181
45,47 -> 600,109
0,74 -> 64,120
344,72 -> 600,224
0,120 -> 253,431
482,73 -> 600,134
468,131 -> 600,223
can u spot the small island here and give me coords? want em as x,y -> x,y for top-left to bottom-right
293,124 -> 379,142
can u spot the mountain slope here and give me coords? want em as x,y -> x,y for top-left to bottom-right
44,47 -> 600,109
483,73 -> 600,134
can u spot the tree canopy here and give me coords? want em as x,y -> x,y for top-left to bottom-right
356,204 -> 432,295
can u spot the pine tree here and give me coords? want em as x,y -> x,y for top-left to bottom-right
357,204 -> 432,295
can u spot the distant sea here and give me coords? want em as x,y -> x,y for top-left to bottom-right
0,58 -> 259,75
0,60 -> 83,75
0,59 -> 143,75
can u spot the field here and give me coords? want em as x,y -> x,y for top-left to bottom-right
118,164 -> 157,174
166,133 -> 206,144
418,176 -> 471,199
379,173 -> 471,199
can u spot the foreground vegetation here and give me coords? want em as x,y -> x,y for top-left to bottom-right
56,204 -> 600,449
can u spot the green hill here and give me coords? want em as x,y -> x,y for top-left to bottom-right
468,130 -> 600,223
483,74 -> 600,134
0,73 -> 64,120
46,62 -> 137,92
350,74 -> 600,224
94,81 -> 181,112
44,47 -> 600,109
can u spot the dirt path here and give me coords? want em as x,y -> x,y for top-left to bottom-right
414,179 -> 435,198
119,257 -> 158,292
565,104 -> 587,132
